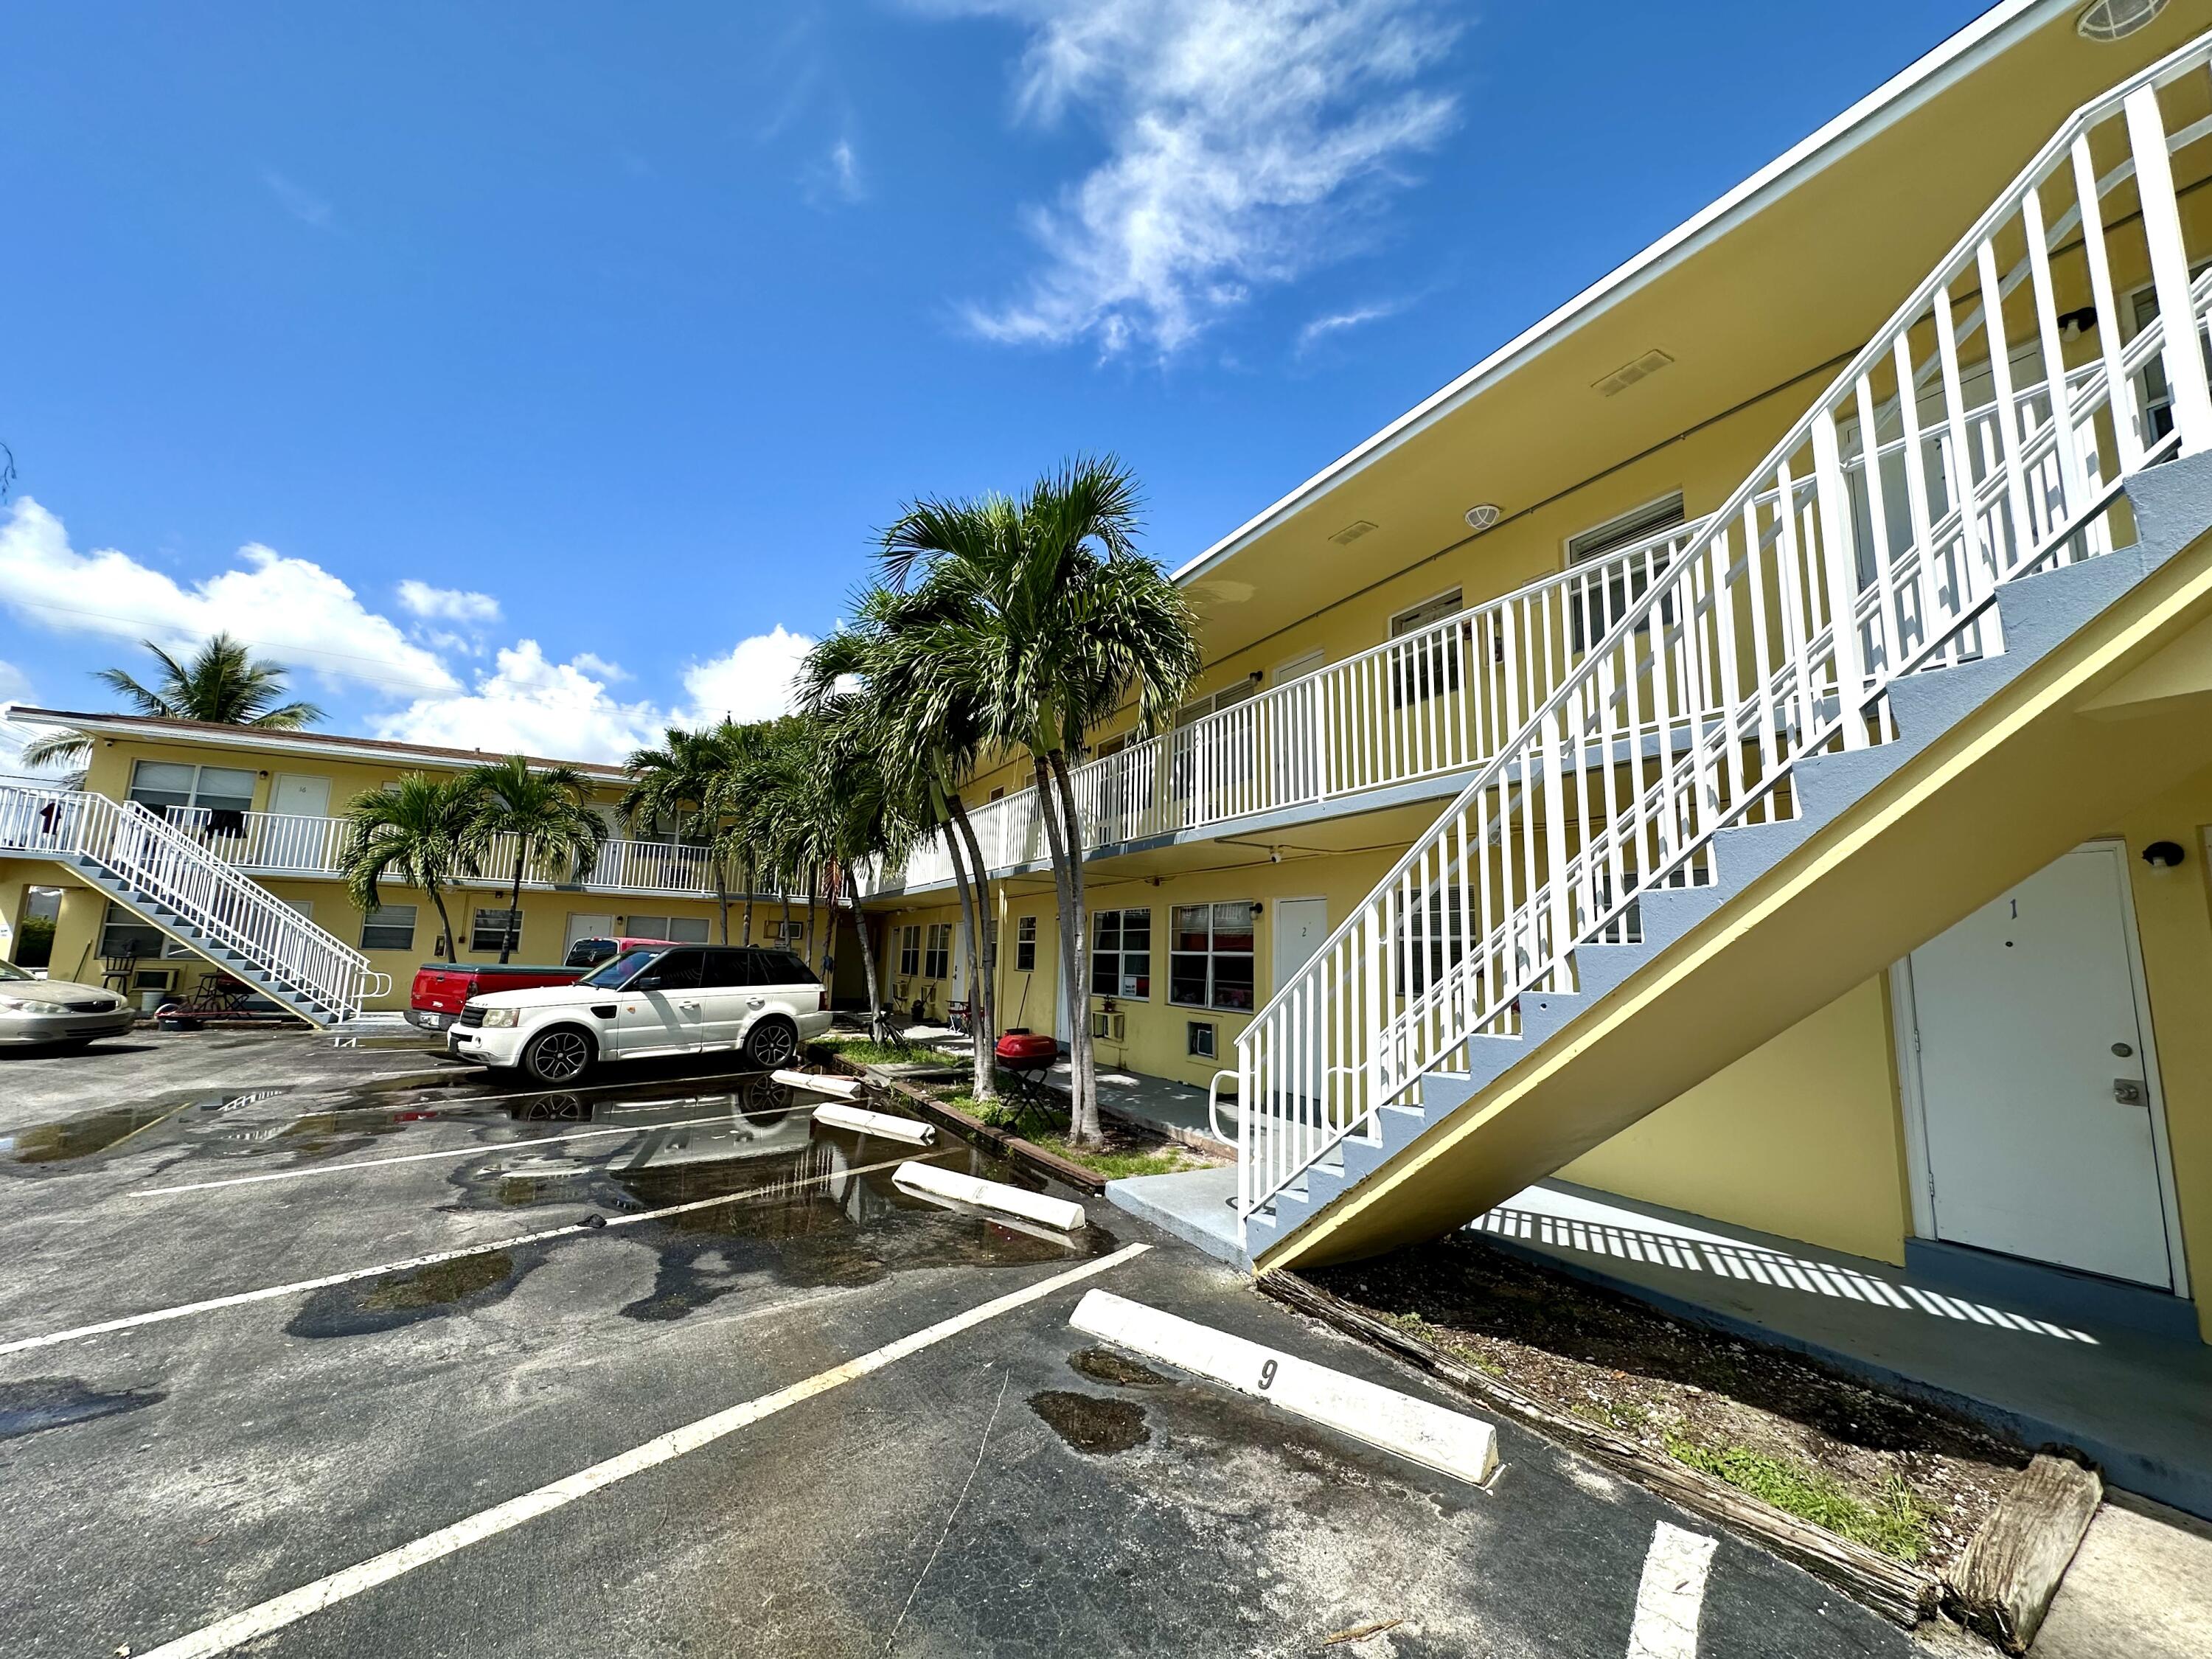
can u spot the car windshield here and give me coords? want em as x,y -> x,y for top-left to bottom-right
579,947 -> 661,990
0,961 -> 29,981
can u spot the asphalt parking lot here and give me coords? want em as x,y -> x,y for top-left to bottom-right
0,1032 -> 1926,1657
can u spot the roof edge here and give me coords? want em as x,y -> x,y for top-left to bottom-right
1171,0 -> 2067,587
2,706 -> 630,779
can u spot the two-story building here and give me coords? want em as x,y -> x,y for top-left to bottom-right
0,712 -> 844,1018
853,0 -> 2212,1395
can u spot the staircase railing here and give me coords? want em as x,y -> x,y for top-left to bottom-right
0,785 -> 383,1021
1231,32 -> 2212,1243
874,520 -> 1703,892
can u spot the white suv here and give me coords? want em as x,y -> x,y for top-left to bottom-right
450,944 -> 832,1084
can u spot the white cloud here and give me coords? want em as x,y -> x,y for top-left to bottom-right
397,580 -> 502,625
804,136 -> 867,208
370,641 -> 664,763
0,497 -> 458,699
367,627 -> 818,765
678,626 -> 816,726
263,169 -> 336,231
933,0 -> 1458,358
1295,298 -> 1403,355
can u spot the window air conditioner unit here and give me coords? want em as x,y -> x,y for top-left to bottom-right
1091,1010 -> 1124,1043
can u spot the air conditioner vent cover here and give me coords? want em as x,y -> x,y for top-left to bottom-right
1329,519 -> 1379,546
1593,349 -> 1674,397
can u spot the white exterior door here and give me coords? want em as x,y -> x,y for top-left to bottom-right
268,774 -> 333,869
1271,898 -> 1330,1099
270,773 -> 330,817
565,912 -> 615,956
1908,844 -> 2176,1288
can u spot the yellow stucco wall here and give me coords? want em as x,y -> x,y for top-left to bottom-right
1559,980 -> 1913,1266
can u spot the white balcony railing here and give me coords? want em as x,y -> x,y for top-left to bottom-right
140,806 -> 759,902
869,524 -> 1702,894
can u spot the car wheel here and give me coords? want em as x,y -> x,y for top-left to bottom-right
742,1018 -> 799,1071
521,1026 -> 594,1085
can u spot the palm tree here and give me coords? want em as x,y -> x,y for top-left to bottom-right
21,632 -> 324,769
801,591 -> 1001,1099
463,756 -> 611,964
622,725 -> 735,942
878,456 -> 1198,1145
702,719 -> 776,945
337,773 -> 483,961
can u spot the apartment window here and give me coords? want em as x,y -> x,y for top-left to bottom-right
471,908 -> 523,953
1388,589 -> 1464,706
623,914 -> 711,944
1394,886 -> 1467,998
989,787 -> 1005,801
1090,908 -> 1151,999
1170,677 -> 1262,804
1565,493 -> 1685,649
1169,902 -> 1257,1012
898,925 -> 922,977
1187,1020 -> 1217,1060
2129,274 -> 2212,448
1015,915 -> 1037,973
128,760 -> 257,816
99,902 -> 177,962
360,905 -> 417,953
925,922 -> 952,980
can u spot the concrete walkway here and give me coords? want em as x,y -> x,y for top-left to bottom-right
2031,1493 -> 2212,1658
908,1031 -> 1234,1153
1477,1181 -> 2212,1521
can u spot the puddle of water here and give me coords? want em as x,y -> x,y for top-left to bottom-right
1069,1347 -> 1170,1388
1029,1390 -> 1149,1455
0,1089 -> 290,1169
0,1378 -> 165,1440
286,1249 -> 528,1339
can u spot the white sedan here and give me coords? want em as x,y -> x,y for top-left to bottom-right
449,943 -> 832,1084
0,961 -> 136,1049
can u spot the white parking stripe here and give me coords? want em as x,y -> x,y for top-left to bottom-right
131,1242 -> 1150,1659
1627,1521 -> 1717,1659
0,1148 -> 962,1357
126,1111 -> 777,1197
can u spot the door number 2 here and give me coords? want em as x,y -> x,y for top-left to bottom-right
1257,1358 -> 1279,1391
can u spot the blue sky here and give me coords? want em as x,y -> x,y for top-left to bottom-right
1,0 -> 1992,765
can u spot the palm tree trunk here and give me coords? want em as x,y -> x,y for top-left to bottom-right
945,795 -> 998,1101
844,883 -> 884,1043
1032,753 -> 1091,1143
741,859 -> 755,946
939,816 -> 992,1101
1046,750 -> 1101,1144
501,842 -> 527,964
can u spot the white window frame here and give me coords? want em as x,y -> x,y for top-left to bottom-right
898,925 -> 921,977
127,759 -> 259,814
1169,901 -> 1257,1012
1015,915 -> 1037,973
361,904 -> 418,953
1564,491 -> 1686,567
1090,907 -> 1152,1001
924,922 -> 951,981
470,908 -> 522,953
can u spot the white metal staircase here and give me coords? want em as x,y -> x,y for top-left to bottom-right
0,786 -> 390,1025
1228,32 -> 2212,1258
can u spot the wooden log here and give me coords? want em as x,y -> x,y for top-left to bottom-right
1260,1270 -> 1941,1628
1944,1453 -> 2101,1654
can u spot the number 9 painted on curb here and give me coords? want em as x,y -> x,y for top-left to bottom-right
1258,1358 -> 1278,1391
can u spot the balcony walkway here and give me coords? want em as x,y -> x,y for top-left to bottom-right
1478,1180 -> 2212,1522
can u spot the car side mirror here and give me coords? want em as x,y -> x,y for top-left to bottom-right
633,973 -> 664,991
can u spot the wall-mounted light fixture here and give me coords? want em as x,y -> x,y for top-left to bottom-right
1464,503 -> 1501,533
2143,840 -> 2185,869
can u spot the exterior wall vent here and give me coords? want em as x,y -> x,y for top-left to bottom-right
1593,349 -> 1674,397
1329,519 -> 1378,546
2078,0 -> 2167,41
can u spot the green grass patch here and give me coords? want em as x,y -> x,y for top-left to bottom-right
1027,1131 -> 1197,1180
1666,1436 -> 1930,1562
1382,1310 -> 1503,1376
808,1035 -> 923,1068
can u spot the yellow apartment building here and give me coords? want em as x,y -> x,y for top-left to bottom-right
0,714 -> 841,1018
855,0 -> 2212,1377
